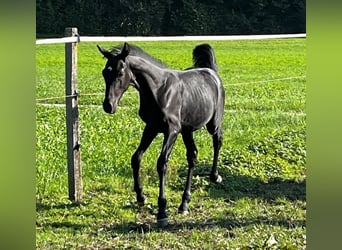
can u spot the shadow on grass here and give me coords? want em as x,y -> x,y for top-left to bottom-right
36,206 -> 305,237
36,202 -> 81,212
36,221 -> 87,230
173,163 -> 306,202
101,213 -> 305,236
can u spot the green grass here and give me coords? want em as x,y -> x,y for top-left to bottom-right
36,39 -> 306,249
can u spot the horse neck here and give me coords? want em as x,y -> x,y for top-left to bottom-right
127,55 -> 166,117
127,56 -> 165,91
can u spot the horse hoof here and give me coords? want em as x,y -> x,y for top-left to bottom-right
210,174 -> 222,183
215,175 -> 222,183
137,195 -> 146,206
157,217 -> 169,227
178,209 -> 189,215
137,200 -> 145,206
178,203 -> 189,214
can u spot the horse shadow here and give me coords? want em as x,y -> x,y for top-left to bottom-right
102,210 -> 305,237
173,163 -> 306,202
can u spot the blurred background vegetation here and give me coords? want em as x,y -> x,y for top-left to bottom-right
36,0 -> 305,37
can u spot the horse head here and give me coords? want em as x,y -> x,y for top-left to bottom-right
97,42 -> 134,114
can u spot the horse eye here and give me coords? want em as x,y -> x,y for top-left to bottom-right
102,66 -> 113,76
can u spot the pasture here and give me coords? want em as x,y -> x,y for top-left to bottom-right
36,39 -> 306,249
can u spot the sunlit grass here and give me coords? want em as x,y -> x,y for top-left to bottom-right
36,39 -> 306,249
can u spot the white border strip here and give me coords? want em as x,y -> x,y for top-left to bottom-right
36,36 -> 79,45
36,33 -> 306,45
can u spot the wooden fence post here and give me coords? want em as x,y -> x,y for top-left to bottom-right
65,27 -> 82,203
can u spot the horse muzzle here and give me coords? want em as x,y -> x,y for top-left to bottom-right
103,99 -> 117,114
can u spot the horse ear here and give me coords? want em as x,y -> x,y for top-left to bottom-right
97,45 -> 112,59
121,42 -> 130,59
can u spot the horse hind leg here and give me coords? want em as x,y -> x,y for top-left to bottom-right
207,124 -> 223,183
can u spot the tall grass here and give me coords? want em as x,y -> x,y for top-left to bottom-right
36,39 -> 306,249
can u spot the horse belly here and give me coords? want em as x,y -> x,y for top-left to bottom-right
140,107 -> 163,122
181,93 -> 215,130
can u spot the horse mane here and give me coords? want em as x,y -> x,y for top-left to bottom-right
192,43 -> 218,72
110,43 -> 168,69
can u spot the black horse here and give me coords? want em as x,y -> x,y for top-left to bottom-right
97,42 -> 225,226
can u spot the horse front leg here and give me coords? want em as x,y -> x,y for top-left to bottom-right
156,128 -> 179,227
131,125 -> 158,206
178,130 -> 197,214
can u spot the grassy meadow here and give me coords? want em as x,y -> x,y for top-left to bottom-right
36,39 -> 306,249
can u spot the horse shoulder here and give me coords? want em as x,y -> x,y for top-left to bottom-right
153,71 -> 183,129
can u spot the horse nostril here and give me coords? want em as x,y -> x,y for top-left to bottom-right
103,101 -> 113,114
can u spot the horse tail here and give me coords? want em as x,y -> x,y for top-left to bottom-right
192,43 -> 218,72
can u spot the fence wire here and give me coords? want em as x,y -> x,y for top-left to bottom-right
36,75 -> 305,103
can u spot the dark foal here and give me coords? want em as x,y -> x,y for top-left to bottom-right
97,42 -> 225,226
